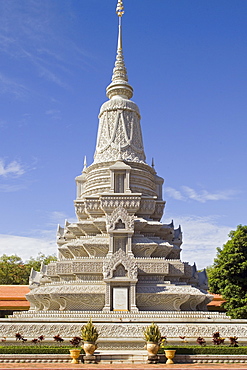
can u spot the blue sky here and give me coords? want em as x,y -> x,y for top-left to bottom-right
0,0 -> 246,269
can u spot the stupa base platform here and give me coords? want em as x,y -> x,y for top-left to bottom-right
1,310 -> 247,349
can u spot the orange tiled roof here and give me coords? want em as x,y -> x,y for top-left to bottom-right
207,293 -> 225,307
0,285 -> 30,299
0,300 -> 30,309
0,285 -> 30,310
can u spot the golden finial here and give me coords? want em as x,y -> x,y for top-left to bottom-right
116,0 -> 124,17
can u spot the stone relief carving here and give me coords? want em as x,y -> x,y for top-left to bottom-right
137,262 -> 169,274
72,262 -> 103,273
85,198 -> 101,210
94,98 -> 145,164
136,293 -> 189,311
113,264 -> 128,277
101,196 -> 141,211
74,202 -> 86,214
3,321 -> 246,341
139,199 -> 156,213
99,99 -> 141,117
103,249 -> 137,280
106,206 -> 135,231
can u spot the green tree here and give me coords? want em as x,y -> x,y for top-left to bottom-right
0,254 -> 28,285
0,253 -> 57,285
208,225 -> 247,319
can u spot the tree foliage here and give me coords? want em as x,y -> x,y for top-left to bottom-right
208,225 -> 247,319
0,253 -> 57,285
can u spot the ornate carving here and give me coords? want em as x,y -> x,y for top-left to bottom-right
168,263 -> 185,275
107,206 -> 135,231
74,201 -> 86,215
72,261 -> 103,273
84,197 -> 103,217
103,249 -> 137,280
56,263 -> 72,274
138,198 -> 156,215
94,98 -> 145,164
137,262 -> 169,275
101,195 -> 141,212
113,264 -> 127,277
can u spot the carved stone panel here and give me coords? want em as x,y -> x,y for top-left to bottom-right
137,262 -> 169,275
106,206 -> 135,232
113,287 -> 128,311
103,249 -> 137,280
101,195 -> 141,214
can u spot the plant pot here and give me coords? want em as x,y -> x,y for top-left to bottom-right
165,349 -> 176,364
69,348 -> 81,364
82,341 -> 97,356
146,342 -> 160,356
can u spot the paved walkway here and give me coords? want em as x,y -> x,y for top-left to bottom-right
0,364 -> 247,369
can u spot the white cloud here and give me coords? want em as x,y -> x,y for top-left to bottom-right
0,159 -> 25,177
0,72 -> 28,98
0,184 -> 27,192
48,211 -> 71,226
45,109 -> 61,120
165,185 -> 238,203
163,215 -> 232,269
165,187 -> 185,201
0,234 -> 56,262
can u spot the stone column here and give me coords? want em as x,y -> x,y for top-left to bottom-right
107,234 -> 114,257
110,171 -> 114,192
130,282 -> 138,312
127,234 -> 133,256
125,169 -> 131,193
103,283 -> 111,311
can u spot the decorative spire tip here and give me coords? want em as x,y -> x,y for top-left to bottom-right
116,0 -> 124,17
83,156 -> 87,171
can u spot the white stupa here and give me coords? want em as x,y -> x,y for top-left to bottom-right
26,0 -> 211,314
2,1 -> 246,349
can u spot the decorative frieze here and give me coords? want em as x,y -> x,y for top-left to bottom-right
101,195 -> 141,213
72,261 -> 103,273
84,197 -> 104,217
137,262 -> 169,275
1,319 -> 247,342
74,201 -> 87,219
138,197 -> 156,216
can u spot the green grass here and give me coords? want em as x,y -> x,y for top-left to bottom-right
0,345 -> 84,354
159,345 -> 247,355
1,344 -> 247,355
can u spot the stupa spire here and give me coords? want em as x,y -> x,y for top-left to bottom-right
106,0 -> 133,100
93,0 -> 146,164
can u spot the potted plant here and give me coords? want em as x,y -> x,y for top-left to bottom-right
163,337 -> 176,364
197,336 -> 206,346
81,319 -> 99,357
143,322 -> 161,358
164,348 -> 176,364
69,336 -> 82,364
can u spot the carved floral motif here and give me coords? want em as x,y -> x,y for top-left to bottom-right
103,249 -> 137,280
107,206 -> 135,231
